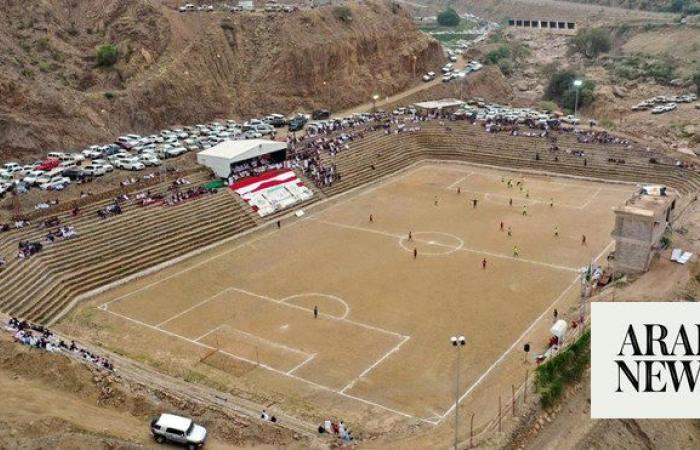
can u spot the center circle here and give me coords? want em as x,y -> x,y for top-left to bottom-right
399,231 -> 464,256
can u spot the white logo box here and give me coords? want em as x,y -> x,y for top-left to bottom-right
592,302 -> 700,418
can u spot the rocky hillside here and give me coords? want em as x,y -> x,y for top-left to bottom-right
0,0 -> 443,159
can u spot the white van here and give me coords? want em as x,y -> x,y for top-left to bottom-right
47,152 -> 65,160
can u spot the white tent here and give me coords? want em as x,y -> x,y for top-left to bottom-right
196,139 -> 287,178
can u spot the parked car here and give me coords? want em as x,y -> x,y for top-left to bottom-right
23,170 -> 45,185
61,167 -> 86,180
37,159 -> 61,171
82,164 -> 107,177
150,413 -> 207,449
157,146 -> 188,159
264,114 -> 287,127
82,146 -> 104,159
243,130 -> 263,139
312,109 -> 331,120
115,158 -> 145,171
39,176 -> 71,191
139,154 -> 161,166
288,115 -> 307,132
562,115 -> 580,125
91,159 -> 114,172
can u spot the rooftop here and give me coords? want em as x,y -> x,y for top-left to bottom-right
615,186 -> 676,219
413,98 -> 465,110
198,139 -> 286,163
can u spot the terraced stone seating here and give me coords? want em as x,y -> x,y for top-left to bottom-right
0,173 -> 257,325
320,123 -> 700,198
2,122 -> 697,326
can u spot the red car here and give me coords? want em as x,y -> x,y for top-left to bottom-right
37,159 -> 61,171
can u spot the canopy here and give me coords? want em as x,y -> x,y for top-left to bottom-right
197,139 -> 287,178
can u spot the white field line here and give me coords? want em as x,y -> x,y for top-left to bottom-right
280,293 -> 350,319
438,275 -> 581,421
580,187 -> 602,209
431,163 -> 629,192
223,326 -> 313,357
287,353 -> 317,375
99,307 -> 428,423
449,188 -> 583,210
447,172 -> 474,190
312,218 -> 579,273
99,164 -> 426,310
156,289 -> 234,327
194,324 -> 226,342
222,287 -> 404,338
340,335 -> 411,394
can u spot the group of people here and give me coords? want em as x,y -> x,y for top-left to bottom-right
165,186 -> 211,206
319,419 -> 354,443
17,240 -> 43,259
45,225 -> 78,242
34,199 -> 60,210
574,129 -> 630,146
6,317 -> 114,371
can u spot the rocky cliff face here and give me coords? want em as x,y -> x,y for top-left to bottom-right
0,0 -> 442,159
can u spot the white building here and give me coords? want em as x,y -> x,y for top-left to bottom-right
196,139 -> 287,178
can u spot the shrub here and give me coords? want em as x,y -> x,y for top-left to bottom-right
485,46 -> 510,65
437,8 -> 460,27
537,100 -> 558,112
671,0 -> 687,11
612,54 -> 678,84
569,28 -> 611,59
104,91 -> 115,99
497,58 -> 514,75
692,67 -> 700,93
535,331 -> 590,408
333,5 -> 352,22
96,44 -> 118,67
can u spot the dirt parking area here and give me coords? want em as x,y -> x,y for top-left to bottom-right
61,163 -> 633,441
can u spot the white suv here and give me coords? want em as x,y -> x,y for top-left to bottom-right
151,413 -> 207,449
115,158 -> 145,171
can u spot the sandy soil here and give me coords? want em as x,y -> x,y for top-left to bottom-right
60,162 -> 633,447
0,334 -> 309,449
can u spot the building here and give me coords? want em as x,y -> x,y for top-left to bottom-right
196,139 -> 287,178
507,18 -> 576,32
413,99 -> 465,116
610,185 -> 676,274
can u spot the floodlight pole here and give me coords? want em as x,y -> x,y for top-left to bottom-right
451,335 -> 466,450
573,79 -> 583,118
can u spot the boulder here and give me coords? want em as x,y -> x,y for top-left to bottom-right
612,85 -> 626,98
514,80 -> 529,91
670,78 -> 685,87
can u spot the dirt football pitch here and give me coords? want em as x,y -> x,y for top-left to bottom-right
63,163 -> 633,438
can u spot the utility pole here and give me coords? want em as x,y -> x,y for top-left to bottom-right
450,335 -> 466,450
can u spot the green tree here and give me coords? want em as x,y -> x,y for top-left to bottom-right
437,8 -> 460,27
96,44 -> 118,67
569,28 -> 612,59
545,70 -> 596,111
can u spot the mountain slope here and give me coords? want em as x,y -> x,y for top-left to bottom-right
0,0 -> 443,159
